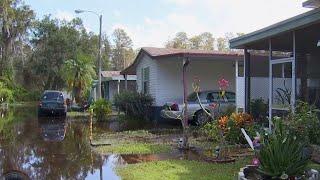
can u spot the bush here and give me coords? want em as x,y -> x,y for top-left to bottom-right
114,91 -> 153,120
13,87 -> 41,102
250,99 -> 268,126
225,112 -> 256,144
0,82 -> 13,103
288,101 -> 320,145
202,112 -> 258,145
258,119 -> 309,179
91,99 -> 112,121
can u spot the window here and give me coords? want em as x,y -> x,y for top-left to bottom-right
141,67 -> 150,94
225,92 -> 236,102
206,92 -> 219,103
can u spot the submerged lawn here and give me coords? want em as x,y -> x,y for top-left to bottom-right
95,143 -> 172,154
117,158 -> 249,180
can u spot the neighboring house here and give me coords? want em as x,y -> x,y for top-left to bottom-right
229,0 -> 320,129
121,47 -> 268,119
90,71 -> 137,102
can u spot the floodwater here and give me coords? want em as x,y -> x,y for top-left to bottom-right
0,105 -> 204,180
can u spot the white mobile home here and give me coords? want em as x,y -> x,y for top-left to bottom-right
121,47 -> 269,119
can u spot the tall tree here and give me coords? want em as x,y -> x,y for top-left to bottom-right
0,0 -> 34,78
217,37 -> 228,51
189,32 -> 215,50
30,16 -> 85,90
111,28 -> 134,70
165,32 -> 189,49
102,34 -> 111,70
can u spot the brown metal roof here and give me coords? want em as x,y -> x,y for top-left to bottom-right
101,71 -> 120,78
141,47 -> 242,58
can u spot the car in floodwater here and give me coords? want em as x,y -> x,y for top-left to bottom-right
38,90 -> 67,117
160,90 -> 236,125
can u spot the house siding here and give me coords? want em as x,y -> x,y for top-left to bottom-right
136,54 -> 238,107
136,54 -> 158,105
156,59 -> 236,106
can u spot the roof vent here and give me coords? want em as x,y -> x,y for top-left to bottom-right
303,0 -> 320,8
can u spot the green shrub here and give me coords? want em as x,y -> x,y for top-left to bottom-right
258,119 -> 309,179
288,101 -> 320,145
250,98 -> 268,126
114,91 -> 153,120
225,113 -> 257,144
91,99 -> 112,121
201,121 -> 220,143
13,87 -> 41,102
202,112 -> 259,145
0,82 -> 13,103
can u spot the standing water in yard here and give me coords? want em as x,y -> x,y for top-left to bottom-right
0,106 -> 123,179
0,105 -> 201,179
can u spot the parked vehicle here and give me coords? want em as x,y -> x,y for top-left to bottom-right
38,90 -> 67,117
161,90 -> 236,125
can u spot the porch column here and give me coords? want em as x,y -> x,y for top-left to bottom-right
244,48 -> 251,113
117,79 -> 120,94
268,39 -> 273,131
292,31 -> 296,112
235,60 -> 239,113
124,74 -> 128,90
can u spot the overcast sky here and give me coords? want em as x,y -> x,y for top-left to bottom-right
25,0 -> 310,48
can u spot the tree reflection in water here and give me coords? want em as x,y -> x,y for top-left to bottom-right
0,106 -> 119,179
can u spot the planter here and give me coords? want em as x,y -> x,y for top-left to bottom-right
238,165 -> 319,180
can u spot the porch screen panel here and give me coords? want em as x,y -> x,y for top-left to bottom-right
272,62 -> 292,110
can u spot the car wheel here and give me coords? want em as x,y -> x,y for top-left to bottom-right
194,110 -> 211,126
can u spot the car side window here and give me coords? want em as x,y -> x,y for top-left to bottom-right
225,92 -> 235,102
206,92 -> 219,102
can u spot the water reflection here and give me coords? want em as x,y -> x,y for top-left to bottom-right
0,106 -> 199,180
38,118 -> 67,142
0,106 -> 117,179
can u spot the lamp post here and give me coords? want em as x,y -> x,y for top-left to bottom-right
75,9 -> 102,99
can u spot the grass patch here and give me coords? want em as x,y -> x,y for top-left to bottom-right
117,158 -> 249,180
308,161 -> 320,171
67,111 -> 90,118
95,143 -> 172,154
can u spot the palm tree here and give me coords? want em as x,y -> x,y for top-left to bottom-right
62,53 -> 95,103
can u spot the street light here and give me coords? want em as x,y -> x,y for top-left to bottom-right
75,9 -> 103,99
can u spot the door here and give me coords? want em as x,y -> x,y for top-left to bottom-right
269,58 -> 295,118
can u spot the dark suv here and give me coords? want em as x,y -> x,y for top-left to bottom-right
38,90 -> 67,117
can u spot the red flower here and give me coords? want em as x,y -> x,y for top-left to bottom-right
218,77 -> 229,91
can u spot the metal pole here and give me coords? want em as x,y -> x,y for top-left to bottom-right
292,31 -> 296,112
98,15 -> 102,99
244,49 -> 251,113
268,39 -> 273,132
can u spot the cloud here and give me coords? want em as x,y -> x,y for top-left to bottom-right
109,13 -> 211,48
108,0 -> 308,48
54,10 -> 75,21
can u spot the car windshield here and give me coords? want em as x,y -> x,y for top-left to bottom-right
42,92 -> 63,101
